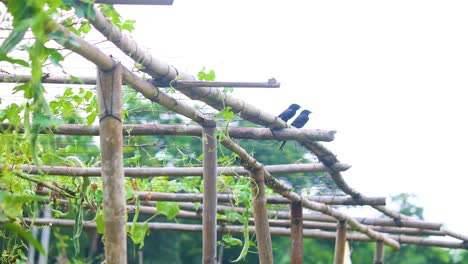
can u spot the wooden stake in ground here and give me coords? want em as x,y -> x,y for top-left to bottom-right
96,63 -> 127,263
290,201 -> 303,264
374,240 -> 385,264
333,220 -> 347,264
202,120 -> 217,264
250,169 -> 274,263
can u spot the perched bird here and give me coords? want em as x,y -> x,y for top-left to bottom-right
277,103 -> 301,122
279,109 -> 312,151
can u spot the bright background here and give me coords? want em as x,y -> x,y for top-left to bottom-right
115,0 -> 468,234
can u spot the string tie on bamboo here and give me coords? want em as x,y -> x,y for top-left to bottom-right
98,60 -> 122,123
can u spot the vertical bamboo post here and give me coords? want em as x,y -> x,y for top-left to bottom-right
333,220 -> 347,264
202,120 -> 217,264
96,63 -> 127,263
250,169 -> 274,263
373,240 -> 385,264
290,201 -> 303,264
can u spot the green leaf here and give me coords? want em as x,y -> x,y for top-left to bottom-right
0,19 -> 31,54
3,222 -> 45,255
128,222 -> 149,249
95,209 -> 105,234
222,234 -> 242,247
156,201 -> 179,220
216,106 -> 235,121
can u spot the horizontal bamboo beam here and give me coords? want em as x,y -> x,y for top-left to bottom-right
10,218 -> 467,249
0,74 -> 279,89
129,204 -> 441,237
168,79 -> 280,88
137,192 -> 385,206
0,123 -> 336,142
94,0 -> 174,5
14,162 -> 350,177
176,202 -> 442,230
0,74 -> 98,85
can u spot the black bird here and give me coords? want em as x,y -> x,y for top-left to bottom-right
279,109 -> 312,151
278,103 -> 301,122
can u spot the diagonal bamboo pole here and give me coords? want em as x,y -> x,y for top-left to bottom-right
96,63 -> 127,263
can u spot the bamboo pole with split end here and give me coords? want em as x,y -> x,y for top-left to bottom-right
202,120 -> 217,264
0,122 -> 336,142
290,201 -> 303,264
333,220 -> 347,264
12,218 -> 468,249
96,63 -> 127,263
250,169 -> 274,263
14,162 -> 350,178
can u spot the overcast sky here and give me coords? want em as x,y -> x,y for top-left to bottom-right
114,0 -> 468,234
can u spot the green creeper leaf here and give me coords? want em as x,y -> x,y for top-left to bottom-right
224,210 -> 244,224
95,209 -> 105,234
156,201 -> 179,220
3,222 -> 45,255
128,222 -> 149,249
222,234 -> 242,247
216,106 -> 235,121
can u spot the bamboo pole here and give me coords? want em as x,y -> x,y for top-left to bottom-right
333,221 -> 347,264
11,218 -> 468,249
169,79 -> 280,88
290,201 -> 303,264
14,162 -> 350,178
96,63 -> 127,263
250,169 -> 274,263
0,74 -> 97,85
136,192 -> 384,206
0,123 -> 336,142
202,120 -> 218,264
373,240 -> 385,264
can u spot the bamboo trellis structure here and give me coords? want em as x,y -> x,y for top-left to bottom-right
0,3 -> 467,264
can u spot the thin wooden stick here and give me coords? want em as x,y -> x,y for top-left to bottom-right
97,63 -> 127,263
373,240 -> 385,264
250,169 -> 274,263
333,220 -> 347,264
290,201 -> 303,264
202,120 -> 217,264
169,79 -> 280,88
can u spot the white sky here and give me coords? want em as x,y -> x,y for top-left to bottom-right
115,0 -> 468,234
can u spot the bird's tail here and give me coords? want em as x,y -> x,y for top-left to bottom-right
278,140 -> 287,151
